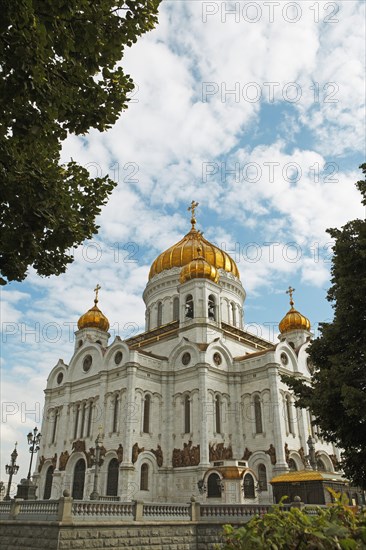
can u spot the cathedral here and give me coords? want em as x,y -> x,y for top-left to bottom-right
34,203 -> 342,505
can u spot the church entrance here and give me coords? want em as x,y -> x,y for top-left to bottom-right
72,459 -> 86,499
106,458 -> 119,496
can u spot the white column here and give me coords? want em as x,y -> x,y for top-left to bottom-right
268,367 -> 288,473
198,365 -> 210,465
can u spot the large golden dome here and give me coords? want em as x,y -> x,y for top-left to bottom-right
279,286 -> 310,334
77,285 -> 110,332
149,202 -> 240,280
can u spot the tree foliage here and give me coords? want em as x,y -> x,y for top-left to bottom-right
282,163 -> 366,488
0,0 -> 161,284
220,493 -> 366,550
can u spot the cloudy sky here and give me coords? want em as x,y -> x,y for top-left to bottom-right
1,0 -> 365,490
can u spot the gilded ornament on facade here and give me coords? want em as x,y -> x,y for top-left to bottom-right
132,443 -> 144,463
172,441 -> 200,467
265,444 -> 277,465
116,444 -> 124,463
209,443 -> 233,461
58,450 -> 70,471
150,444 -> 163,467
241,447 -> 252,461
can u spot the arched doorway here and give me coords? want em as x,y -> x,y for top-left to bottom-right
207,473 -> 222,498
43,465 -> 54,499
106,458 -> 119,496
243,473 -> 255,498
72,459 -> 86,500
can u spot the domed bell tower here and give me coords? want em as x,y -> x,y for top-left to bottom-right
278,286 -> 312,348
75,284 -> 110,350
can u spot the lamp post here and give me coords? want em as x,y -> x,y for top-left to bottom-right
4,443 -> 19,500
15,427 -> 42,500
90,429 -> 103,500
26,427 -> 42,480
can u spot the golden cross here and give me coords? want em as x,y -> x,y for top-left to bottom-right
94,284 -> 101,304
286,286 -> 295,307
188,200 -> 199,228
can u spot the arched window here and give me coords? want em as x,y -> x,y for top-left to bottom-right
231,302 -> 236,326
185,294 -> 194,319
157,302 -> 163,326
72,459 -> 86,499
143,394 -> 151,433
146,309 -> 150,331
173,297 -> 179,321
208,295 -> 216,320
73,404 -> 80,440
288,458 -> 297,471
184,395 -> 190,434
286,396 -> 294,435
317,458 -> 327,472
80,402 -> 86,438
106,458 -> 119,496
258,464 -> 267,491
215,395 -> 221,434
207,473 -> 222,498
140,463 -> 149,490
254,395 -> 263,434
43,465 -> 54,499
86,402 -> 93,437
243,474 -> 255,498
112,394 -> 119,433
51,409 -> 59,444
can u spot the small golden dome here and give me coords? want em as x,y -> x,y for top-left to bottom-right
149,201 -> 240,280
77,285 -> 110,332
179,251 -> 220,284
279,286 -> 310,334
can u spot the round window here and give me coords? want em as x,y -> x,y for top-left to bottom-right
83,355 -> 92,372
182,352 -> 191,366
280,353 -> 288,365
56,372 -> 64,385
114,351 -> 123,365
213,352 -> 222,366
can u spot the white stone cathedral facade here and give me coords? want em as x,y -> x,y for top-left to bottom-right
34,208 -> 340,504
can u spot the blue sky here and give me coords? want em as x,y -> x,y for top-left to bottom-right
0,0 -> 365,488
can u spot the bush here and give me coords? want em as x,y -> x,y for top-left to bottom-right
219,493 -> 366,550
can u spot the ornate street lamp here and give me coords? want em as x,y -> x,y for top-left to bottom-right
90,428 -> 103,500
27,427 -> 42,480
4,443 -> 19,500
15,427 -> 42,500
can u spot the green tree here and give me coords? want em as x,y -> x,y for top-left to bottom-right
283,163 -> 366,489
0,0 -> 161,284
219,493 -> 366,550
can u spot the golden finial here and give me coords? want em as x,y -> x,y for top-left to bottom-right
286,286 -> 295,308
188,200 -> 199,229
94,284 -> 101,305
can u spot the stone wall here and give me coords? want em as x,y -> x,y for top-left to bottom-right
0,523 -> 59,550
0,521 -> 225,550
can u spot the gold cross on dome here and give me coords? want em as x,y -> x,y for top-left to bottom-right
94,284 -> 101,304
188,200 -> 199,228
286,286 -> 295,307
